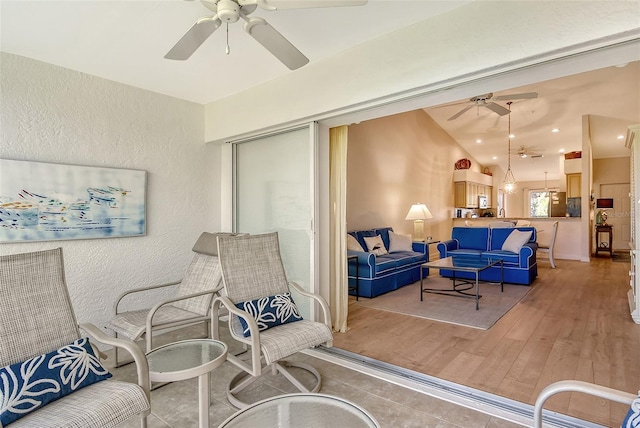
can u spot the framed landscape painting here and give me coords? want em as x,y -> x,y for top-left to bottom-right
0,159 -> 146,242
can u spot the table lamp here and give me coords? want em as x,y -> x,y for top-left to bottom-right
405,203 -> 433,241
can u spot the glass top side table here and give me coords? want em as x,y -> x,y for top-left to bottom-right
147,339 -> 228,428
217,393 -> 380,428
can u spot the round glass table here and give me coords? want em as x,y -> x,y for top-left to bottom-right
147,339 -> 227,428
217,393 -> 380,428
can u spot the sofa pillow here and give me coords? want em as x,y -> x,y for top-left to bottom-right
388,231 -> 413,252
0,337 -> 112,426
501,229 -> 533,253
235,292 -> 303,338
363,235 -> 388,256
347,234 -> 364,252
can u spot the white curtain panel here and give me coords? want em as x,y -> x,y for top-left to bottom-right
329,126 -> 349,333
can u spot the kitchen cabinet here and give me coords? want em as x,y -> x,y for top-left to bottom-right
454,181 -> 492,208
566,173 -> 581,198
453,170 -> 494,209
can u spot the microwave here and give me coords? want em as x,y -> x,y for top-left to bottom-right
478,195 -> 488,209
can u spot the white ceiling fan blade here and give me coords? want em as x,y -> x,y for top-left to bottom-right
245,0 -> 367,10
244,17 -> 309,70
165,16 -> 222,60
485,102 -> 511,116
493,92 -> 538,101
447,105 -> 473,121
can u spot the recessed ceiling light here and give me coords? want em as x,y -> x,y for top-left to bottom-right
617,135 -> 625,140
551,128 -> 560,133
492,156 -> 497,160
509,134 -> 515,139
559,148 -> 565,153
476,139 -> 482,143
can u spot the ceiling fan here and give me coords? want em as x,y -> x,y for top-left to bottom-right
514,145 -> 544,159
165,0 -> 367,70
447,92 -> 538,121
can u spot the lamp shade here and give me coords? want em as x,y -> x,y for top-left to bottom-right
405,203 -> 433,221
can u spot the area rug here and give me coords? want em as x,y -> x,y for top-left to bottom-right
354,276 -> 532,330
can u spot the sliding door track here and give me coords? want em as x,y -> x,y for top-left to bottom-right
308,346 -> 605,428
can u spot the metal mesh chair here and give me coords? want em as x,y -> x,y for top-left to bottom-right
105,232 -> 230,366
212,232 -> 333,409
0,248 -> 150,428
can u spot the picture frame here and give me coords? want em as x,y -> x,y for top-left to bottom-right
0,159 -> 147,242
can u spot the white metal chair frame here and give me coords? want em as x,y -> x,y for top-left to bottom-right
0,248 -> 150,428
211,232 -> 333,409
213,280 -> 332,372
537,220 -> 559,268
111,280 -> 221,366
107,232 -> 230,367
533,380 -> 637,427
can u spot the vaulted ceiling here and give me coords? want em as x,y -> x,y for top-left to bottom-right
423,61 -> 640,181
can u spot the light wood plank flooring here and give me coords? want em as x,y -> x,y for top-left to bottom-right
333,257 -> 640,427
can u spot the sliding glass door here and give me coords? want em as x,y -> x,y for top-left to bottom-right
233,125 -> 317,318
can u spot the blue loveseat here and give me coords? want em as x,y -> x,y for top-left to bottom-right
436,226 -> 538,285
347,227 -> 429,298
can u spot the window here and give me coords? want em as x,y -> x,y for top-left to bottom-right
530,190 -> 550,217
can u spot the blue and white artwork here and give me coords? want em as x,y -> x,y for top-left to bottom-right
0,159 -> 146,242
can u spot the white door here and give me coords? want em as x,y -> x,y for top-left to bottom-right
233,125 -> 317,318
600,183 -> 631,250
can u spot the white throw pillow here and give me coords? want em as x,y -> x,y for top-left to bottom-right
388,231 -> 413,252
501,229 -> 533,253
346,234 -> 364,252
363,235 -> 388,256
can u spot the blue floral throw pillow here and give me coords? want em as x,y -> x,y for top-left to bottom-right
0,337 -> 112,426
622,395 -> 640,427
235,292 -> 304,337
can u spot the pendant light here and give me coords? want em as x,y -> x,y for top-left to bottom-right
503,102 -> 517,194
544,171 -> 549,192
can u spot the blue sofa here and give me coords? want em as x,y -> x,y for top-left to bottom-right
347,227 -> 429,298
436,226 -> 538,285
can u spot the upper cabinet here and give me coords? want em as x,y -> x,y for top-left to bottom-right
566,173 -> 581,198
453,170 -> 493,208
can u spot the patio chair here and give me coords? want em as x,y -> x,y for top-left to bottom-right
533,380 -> 638,427
0,248 -> 150,427
212,232 -> 333,408
105,232 -> 231,366
537,220 -> 559,268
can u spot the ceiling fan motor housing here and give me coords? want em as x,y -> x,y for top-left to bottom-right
216,0 -> 240,22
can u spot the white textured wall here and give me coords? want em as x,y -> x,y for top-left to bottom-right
0,53 -> 222,330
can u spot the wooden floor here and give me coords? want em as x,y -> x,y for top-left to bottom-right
333,256 -> 640,427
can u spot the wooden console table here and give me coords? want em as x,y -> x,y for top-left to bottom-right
595,225 -> 613,257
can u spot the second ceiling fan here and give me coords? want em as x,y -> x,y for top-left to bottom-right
165,0 -> 367,70
447,92 -> 538,121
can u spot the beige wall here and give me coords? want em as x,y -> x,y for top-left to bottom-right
346,110 -> 481,242
593,157 -> 630,190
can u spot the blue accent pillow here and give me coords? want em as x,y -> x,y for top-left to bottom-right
235,292 -> 303,337
0,337 -> 112,426
622,395 -> 640,427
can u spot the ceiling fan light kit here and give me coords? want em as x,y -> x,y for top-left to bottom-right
165,0 -> 367,70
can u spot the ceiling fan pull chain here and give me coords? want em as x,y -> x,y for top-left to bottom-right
225,23 -> 230,55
